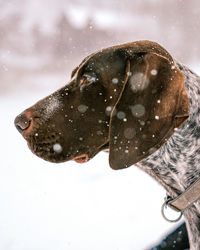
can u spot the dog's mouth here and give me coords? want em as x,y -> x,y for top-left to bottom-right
24,131 -> 109,164
73,142 -> 109,164
73,154 -> 89,163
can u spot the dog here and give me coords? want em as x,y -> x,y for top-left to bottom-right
15,40 -> 200,249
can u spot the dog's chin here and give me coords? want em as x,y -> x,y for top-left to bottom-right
27,142 -> 66,163
26,138 -> 109,164
26,141 -> 89,164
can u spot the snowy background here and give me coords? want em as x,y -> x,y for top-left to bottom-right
1,0 -> 200,249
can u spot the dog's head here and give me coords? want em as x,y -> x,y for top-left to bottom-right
14,41 -> 190,169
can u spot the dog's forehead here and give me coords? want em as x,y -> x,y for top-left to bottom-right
72,40 -> 174,78
78,49 -> 126,76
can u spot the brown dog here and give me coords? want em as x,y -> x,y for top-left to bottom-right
14,40 -> 189,169
15,40 -> 199,248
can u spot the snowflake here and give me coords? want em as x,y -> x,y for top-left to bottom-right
112,78 -> 118,84
117,111 -> 126,119
151,69 -> 158,76
53,143 -> 63,153
130,104 -> 145,118
78,104 -> 88,113
124,127 -> 136,139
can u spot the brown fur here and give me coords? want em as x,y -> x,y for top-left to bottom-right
15,40 -> 200,249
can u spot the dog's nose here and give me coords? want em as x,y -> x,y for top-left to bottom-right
14,113 -> 31,133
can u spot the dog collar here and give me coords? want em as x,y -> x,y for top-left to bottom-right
161,177 -> 200,222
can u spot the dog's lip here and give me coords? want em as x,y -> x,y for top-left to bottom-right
25,136 -> 109,164
99,141 -> 109,151
73,154 -> 89,163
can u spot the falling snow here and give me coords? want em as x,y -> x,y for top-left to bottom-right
53,143 -> 63,153
130,104 -> 145,118
112,78 -> 118,84
139,121 -> 145,126
130,73 -> 149,92
78,104 -> 88,113
151,69 -> 158,76
148,147 -> 157,154
97,131 -> 103,135
106,106 -> 112,111
106,106 -> 112,116
117,111 -> 126,119
2,1 -> 197,249
124,127 -> 136,139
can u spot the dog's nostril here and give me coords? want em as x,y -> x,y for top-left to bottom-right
14,113 -> 31,133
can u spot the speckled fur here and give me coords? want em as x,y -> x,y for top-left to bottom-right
137,62 -> 200,249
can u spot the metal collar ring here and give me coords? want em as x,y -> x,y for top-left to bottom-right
161,198 -> 183,223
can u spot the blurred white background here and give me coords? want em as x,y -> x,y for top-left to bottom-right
1,0 -> 199,249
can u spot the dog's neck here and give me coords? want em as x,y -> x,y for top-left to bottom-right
137,62 -> 200,249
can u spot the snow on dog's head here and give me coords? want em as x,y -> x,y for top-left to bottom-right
42,94 -> 62,120
129,72 -> 149,93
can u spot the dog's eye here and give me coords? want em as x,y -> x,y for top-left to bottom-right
80,73 -> 97,88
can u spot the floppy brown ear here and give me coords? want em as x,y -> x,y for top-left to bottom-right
71,66 -> 79,79
109,52 -> 190,170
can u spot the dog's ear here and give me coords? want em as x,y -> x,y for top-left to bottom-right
71,53 -> 97,79
109,52 -> 190,170
71,66 -> 79,79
